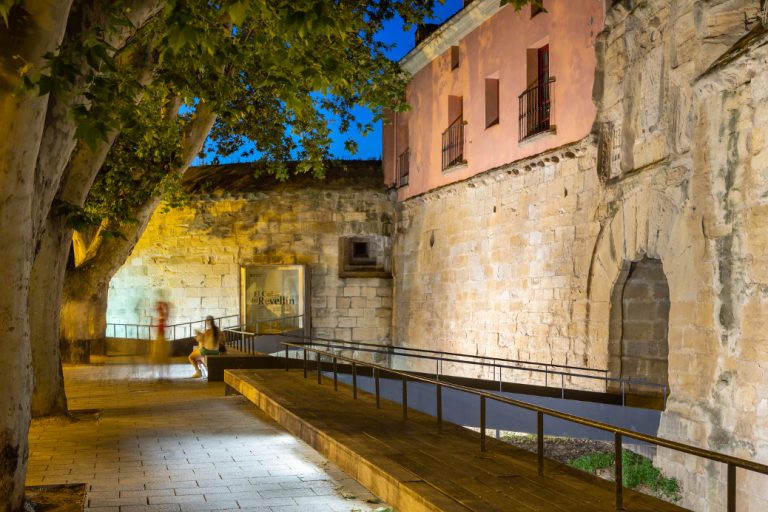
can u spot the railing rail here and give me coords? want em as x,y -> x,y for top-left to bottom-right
277,334 -> 667,404
282,342 -> 768,512
519,77 -> 555,141
441,118 -> 465,170
106,314 -> 240,341
397,147 -> 410,187
223,315 -> 304,353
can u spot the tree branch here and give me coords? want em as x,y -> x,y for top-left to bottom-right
72,218 -> 109,268
181,103 -> 218,169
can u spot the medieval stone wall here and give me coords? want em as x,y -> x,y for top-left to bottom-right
393,141 -> 603,385
107,182 -> 394,345
394,1 -> 768,508
594,1 -> 768,509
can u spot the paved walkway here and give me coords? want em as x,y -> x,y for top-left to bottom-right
26,358 -> 387,512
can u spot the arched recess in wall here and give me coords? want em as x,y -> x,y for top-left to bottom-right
585,183 -> 701,406
607,257 -> 670,401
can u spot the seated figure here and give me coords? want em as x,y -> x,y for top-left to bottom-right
189,315 -> 223,378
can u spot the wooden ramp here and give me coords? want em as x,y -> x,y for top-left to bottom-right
225,369 -> 687,512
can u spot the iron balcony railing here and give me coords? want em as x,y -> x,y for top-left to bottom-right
441,118 -> 465,170
396,147 -> 410,187
281,342 -> 768,512
519,77 -> 555,141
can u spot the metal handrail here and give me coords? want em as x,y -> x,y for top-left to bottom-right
106,314 -> 240,341
221,315 -> 304,353
281,342 -> 768,511
287,333 -> 605,374
280,335 -> 666,406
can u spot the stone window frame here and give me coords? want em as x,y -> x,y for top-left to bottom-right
339,236 -> 391,278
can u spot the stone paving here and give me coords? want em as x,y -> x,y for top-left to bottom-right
26,358 -> 387,512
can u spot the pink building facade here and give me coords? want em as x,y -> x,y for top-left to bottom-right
383,0 -> 605,199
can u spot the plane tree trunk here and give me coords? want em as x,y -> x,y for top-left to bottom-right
60,107 -> 216,363
0,2 -> 73,508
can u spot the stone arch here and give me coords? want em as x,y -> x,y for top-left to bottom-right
585,185 -> 701,402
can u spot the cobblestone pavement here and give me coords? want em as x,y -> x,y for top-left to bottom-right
26,358 -> 386,512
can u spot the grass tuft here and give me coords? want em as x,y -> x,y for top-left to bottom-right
568,449 -> 681,502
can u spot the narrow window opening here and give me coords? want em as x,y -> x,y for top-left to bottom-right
485,78 -> 500,128
450,45 -> 460,70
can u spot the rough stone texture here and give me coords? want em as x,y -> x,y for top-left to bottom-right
393,142 -> 602,386
594,2 -> 768,510
107,168 -> 394,345
393,1 -> 768,508
608,258 -> 670,394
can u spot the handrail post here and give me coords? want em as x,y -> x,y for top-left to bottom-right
436,383 -> 443,432
727,463 -> 736,512
303,349 -> 307,379
285,347 -> 289,371
621,380 -> 625,406
402,375 -> 408,420
375,368 -> 380,409
333,357 -> 338,391
316,352 -> 322,384
352,362 -> 357,399
480,396 -> 487,452
615,433 -> 623,510
561,373 -> 565,399
537,411 -> 544,476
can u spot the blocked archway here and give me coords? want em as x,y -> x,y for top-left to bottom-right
584,182 -> 703,401
607,257 -> 670,395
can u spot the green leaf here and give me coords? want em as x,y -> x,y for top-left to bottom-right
227,1 -> 249,26
0,0 -> 19,27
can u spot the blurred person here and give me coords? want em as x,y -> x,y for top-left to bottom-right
150,300 -> 171,380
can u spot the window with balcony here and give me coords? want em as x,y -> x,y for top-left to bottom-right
442,96 -> 465,170
519,44 -> 554,141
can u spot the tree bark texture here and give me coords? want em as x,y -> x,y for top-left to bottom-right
28,0 -> 163,417
0,2 -> 73,509
29,212 -> 70,418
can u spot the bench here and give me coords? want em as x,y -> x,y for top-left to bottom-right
204,353 -> 305,381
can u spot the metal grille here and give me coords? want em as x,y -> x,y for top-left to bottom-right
441,118 -> 465,170
518,77 -> 555,141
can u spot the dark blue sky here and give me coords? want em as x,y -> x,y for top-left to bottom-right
195,0 -> 464,165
